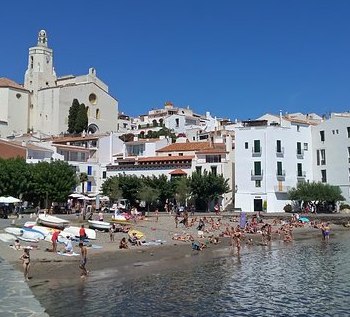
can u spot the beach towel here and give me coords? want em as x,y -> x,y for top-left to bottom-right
57,251 -> 79,256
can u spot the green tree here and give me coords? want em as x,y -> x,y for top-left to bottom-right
74,103 -> 88,133
67,99 -> 80,134
288,181 -> 344,212
173,177 -> 190,206
189,171 -> 230,211
79,172 -> 88,194
101,176 -> 123,202
138,184 -> 160,213
31,160 -> 77,208
0,157 -> 32,199
142,175 -> 175,210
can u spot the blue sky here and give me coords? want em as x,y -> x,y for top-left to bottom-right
2,0 -> 350,121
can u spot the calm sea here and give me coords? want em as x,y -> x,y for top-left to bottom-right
33,233 -> 350,317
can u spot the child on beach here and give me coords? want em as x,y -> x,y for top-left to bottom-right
119,237 -> 128,249
20,247 -> 30,281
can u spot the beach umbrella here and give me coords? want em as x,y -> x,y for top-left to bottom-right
69,193 -> 85,198
0,196 -> 21,203
128,229 -> 144,239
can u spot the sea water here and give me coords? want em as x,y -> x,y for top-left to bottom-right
33,233 -> 350,317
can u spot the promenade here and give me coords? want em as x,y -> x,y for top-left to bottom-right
0,256 -> 48,317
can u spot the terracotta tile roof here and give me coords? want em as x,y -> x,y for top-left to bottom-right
52,144 -> 90,152
169,169 -> 187,175
157,141 -> 218,152
51,135 -> 100,143
12,142 -> 53,152
0,78 -> 27,91
0,140 -> 26,159
138,155 -> 194,162
196,147 -> 228,154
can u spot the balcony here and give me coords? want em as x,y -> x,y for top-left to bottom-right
251,169 -> 263,180
252,147 -> 262,157
276,170 -> 286,180
274,185 -> 291,193
296,149 -> 304,159
276,147 -> 284,157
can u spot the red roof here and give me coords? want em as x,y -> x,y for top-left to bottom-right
169,169 -> 187,175
138,155 -> 194,162
0,78 -> 27,91
157,141 -> 223,152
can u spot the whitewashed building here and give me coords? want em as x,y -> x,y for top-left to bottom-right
312,112 -> 350,203
234,114 -> 315,213
0,30 -> 118,138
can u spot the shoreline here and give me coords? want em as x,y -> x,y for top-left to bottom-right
1,212 -> 350,312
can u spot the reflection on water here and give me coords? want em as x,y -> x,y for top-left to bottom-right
36,234 -> 350,317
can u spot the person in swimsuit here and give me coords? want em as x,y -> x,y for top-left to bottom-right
79,242 -> 88,277
322,223 -> 331,241
20,248 -> 30,281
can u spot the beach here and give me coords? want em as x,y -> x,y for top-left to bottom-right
1,211 -> 350,289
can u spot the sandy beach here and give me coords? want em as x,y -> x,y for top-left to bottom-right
1,211 -> 350,291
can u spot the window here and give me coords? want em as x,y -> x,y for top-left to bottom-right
254,161 -> 261,176
179,153 -> 183,156
87,166 -> 92,175
276,140 -> 282,153
175,118 -> 179,127
255,180 -> 261,188
89,93 -> 97,105
297,163 -> 303,177
206,155 -> 221,163
253,140 -> 261,153
332,130 -> 335,135
211,166 -> 217,175
245,142 -> 248,149
347,127 -> 350,138
277,161 -> 283,176
316,150 -> 320,166
96,109 -> 100,119
196,166 -> 202,174
320,149 -> 326,165
348,147 -> 350,163
297,142 -> 302,155
102,171 -> 107,179
320,130 -> 325,142
87,181 -> 92,192
304,143 -> 308,151
336,129 -> 339,134
321,170 -> 327,183
297,125 -> 300,132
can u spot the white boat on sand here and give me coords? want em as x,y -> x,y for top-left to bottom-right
37,214 -> 69,229
63,226 -> 96,240
88,220 -> 110,231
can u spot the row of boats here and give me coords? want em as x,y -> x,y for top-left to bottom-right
1,213 -> 132,245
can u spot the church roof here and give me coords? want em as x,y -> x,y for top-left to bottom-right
0,78 -> 27,91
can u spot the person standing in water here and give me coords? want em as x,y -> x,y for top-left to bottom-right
20,248 -> 31,281
79,242 -> 88,277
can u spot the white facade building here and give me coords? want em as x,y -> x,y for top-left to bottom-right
1,30 -> 118,138
0,78 -> 30,137
312,113 -> 350,203
235,116 -> 314,213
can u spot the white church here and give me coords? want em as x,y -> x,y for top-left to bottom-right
0,30 -> 118,137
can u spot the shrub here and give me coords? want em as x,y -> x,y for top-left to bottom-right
284,204 -> 293,213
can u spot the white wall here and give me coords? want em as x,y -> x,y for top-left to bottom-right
235,123 -> 313,212
312,114 -> 350,202
0,88 -> 29,137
